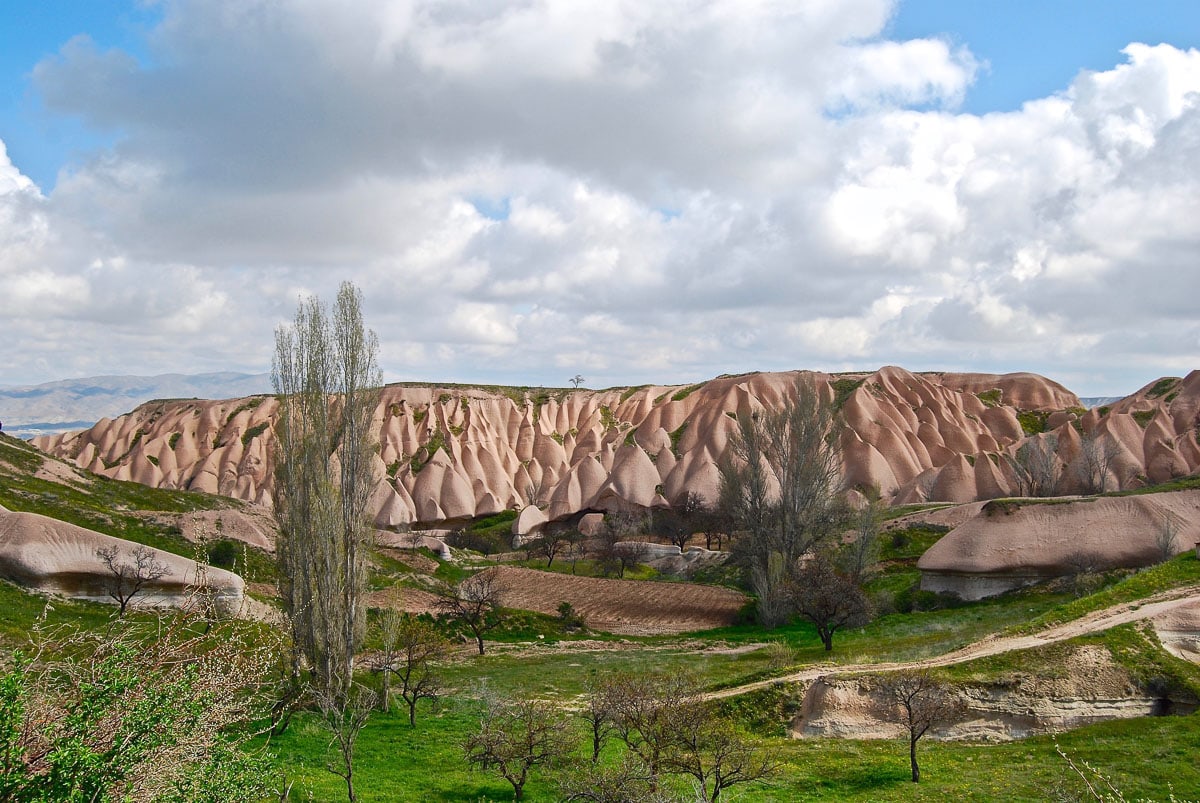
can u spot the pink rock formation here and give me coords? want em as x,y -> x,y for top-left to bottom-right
0,507 -> 244,612
918,491 -> 1200,599
32,369 -> 1200,530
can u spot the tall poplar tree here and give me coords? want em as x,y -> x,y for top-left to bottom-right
272,281 -> 381,704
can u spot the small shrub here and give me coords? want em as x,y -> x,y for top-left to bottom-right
894,586 -> 966,614
556,601 -> 585,631
618,385 -> 647,404
976,388 -> 1002,408
832,377 -> 865,409
445,529 -> 507,555
763,639 -> 797,671
1147,378 -> 1180,398
240,422 -> 269,446
1017,410 -> 1048,436
983,499 -> 1021,516
669,422 -> 689,458
672,383 -> 704,402
1132,410 -> 1156,429
207,539 -> 239,569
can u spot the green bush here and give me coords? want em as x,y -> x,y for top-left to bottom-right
207,539 -> 240,569
446,529 -> 508,555
894,585 -> 967,614
1016,410 -> 1048,435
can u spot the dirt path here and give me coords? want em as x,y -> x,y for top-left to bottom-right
707,584 -> 1200,700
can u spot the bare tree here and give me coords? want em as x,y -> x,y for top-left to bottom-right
570,374 -> 586,389
1009,434 -> 1062,497
367,611 -> 447,725
664,716 -> 778,802
313,682 -> 377,803
532,530 -> 570,568
559,756 -> 667,803
1074,430 -> 1120,494
654,490 -> 707,552
872,670 -> 965,783
839,499 -> 882,582
1156,513 -> 1182,563
272,281 -> 381,710
605,671 -> 706,790
597,511 -> 650,578
718,378 -> 847,626
581,676 -> 620,763
564,528 -> 586,574
463,692 -> 574,801
1063,550 -> 1106,597
437,569 -> 506,655
95,544 -> 170,616
789,555 -> 871,652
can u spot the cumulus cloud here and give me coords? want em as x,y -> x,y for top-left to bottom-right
0,1 -> 1197,394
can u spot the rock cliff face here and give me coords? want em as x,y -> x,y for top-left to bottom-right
794,644 -> 1191,742
32,368 -> 1200,529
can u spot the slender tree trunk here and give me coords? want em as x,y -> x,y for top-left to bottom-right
408,698 -> 417,727
345,767 -> 356,803
910,736 -> 920,782
475,632 -> 485,655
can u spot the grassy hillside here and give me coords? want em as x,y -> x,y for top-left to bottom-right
3,434 -> 1200,801
0,431 -> 276,581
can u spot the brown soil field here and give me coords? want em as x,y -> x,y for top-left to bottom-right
485,566 -> 747,636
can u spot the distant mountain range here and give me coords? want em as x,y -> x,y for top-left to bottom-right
0,372 -> 271,437
1079,397 -> 1124,409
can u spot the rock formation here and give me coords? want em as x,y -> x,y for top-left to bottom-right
918,491 -> 1200,599
31,368 -> 1200,531
0,505 -> 245,613
795,643 -> 1185,742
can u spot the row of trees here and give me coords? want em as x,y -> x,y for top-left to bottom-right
465,672 -> 776,802
461,668 -> 966,798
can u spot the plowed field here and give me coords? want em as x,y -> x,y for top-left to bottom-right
485,566 -> 747,635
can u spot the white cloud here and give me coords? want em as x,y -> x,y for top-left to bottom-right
0,2 -> 1197,395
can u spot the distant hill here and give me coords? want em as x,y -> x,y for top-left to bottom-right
0,372 -> 271,436
1080,396 -> 1124,409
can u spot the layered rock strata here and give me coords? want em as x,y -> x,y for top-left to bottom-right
795,643 -> 1191,742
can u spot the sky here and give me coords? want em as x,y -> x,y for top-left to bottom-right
0,1 -> 1198,397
